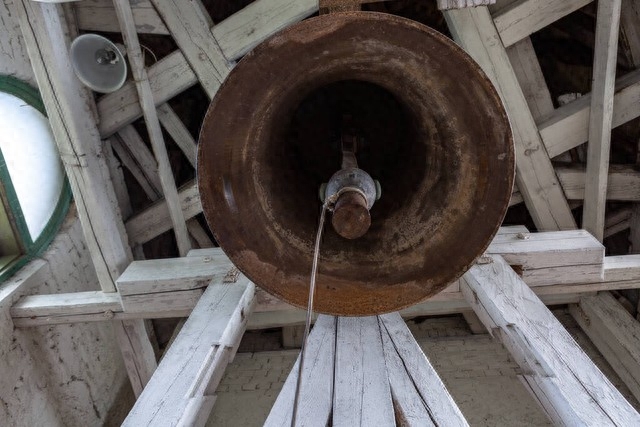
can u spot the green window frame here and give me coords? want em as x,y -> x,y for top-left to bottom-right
0,75 -> 72,281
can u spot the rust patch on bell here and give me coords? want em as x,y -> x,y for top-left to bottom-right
197,12 -> 515,316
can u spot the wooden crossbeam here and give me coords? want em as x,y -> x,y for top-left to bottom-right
493,0 -> 593,48
113,0 -> 191,257
14,0 -> 157,396
156,104 -> 197,167
569,292 -> 640,403
445,6 -> 576,231
582,0 -> 622,241
463,255 -> 640,425
75,0 -> 168,35
264,315 -> 336,426
437,0 -> 496,10
149,0 -> 231,99
123,278 -> 255,426
538,69 -> 640,158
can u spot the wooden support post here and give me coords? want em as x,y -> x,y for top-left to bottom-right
157,103 -> 197,167
492,0 -> 593,48
582,0 -> 622,241
267,314 -> 466,426
569,292 -> 640,403
463,255 -> 640,425
444,6 -> 576,231
123,278 -> 255,426
265,315 -> 337,427
149,0 -> 231,99
113,0 -> 191,257
14,0 -> 157,397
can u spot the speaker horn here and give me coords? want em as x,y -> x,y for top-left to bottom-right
198,12 -> 515,316
70,34 -> 127,94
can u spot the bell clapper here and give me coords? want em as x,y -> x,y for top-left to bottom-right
317,117 -> 380,240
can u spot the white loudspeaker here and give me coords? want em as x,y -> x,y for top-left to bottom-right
70,34 -> 127,94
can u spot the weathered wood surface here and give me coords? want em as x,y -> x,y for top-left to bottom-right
437,0 -> 496,10
445,6 -> 576,231
14,0 -> 157,396
380,313 -> 469,426
96,0 -> 316,138
570,292 -> 640,403
493,0 -> 593,48
556,164 -> 640,201
75,0 -> 168,35
463,255 -> 640,425
149,0 -> 231,99
333,316 -> 395,427
264,315 -> 336,427
123,279 -> 255,427
157,104 -> 197,167
538,69 -> 640,158
582,0 -> 622,241
113,0 -> 192,257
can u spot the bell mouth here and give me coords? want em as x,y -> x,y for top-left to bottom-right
197,12 -> 515,315
268,79 -> 425,246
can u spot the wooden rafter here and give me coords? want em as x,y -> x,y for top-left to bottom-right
13,0 -> 157,397
113,0 -> 191,257
582,0 -> 622,241
463,255 -> 640,425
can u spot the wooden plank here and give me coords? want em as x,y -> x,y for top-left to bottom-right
380,312 -> 469,426
212,0 -> 316,61
123,279 -> 255,427
437,0 -> 496,10
445,6 -> 576,231
333,316 -> 395,427
493,0 -> 593,48
557,164 -> 640,201
507,37 -> 554,121
264,315 -> 336,427
74,0 -> 168,35
570,292 -> 640,402
582,0 -> 622,241
15,0 -> 158,396
97,50 -> 197,138
116,254 -> 233,296
539,69 -> 640,158
113,125 -> 163,200
125,180 -> 201,246
487,229 -> 603,269
604,255 -> 640,282
157,104 -> 197,167
463,255 -> 640,425
11,291 -> 121,318
149,0 -> 231,99
113,0 -> 191,257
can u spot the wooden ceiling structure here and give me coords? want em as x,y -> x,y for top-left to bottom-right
6,0 -> 640,425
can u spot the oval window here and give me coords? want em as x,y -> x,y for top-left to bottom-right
0,76 -> 71,280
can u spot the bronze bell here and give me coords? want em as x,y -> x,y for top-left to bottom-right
197,12 -> 515,316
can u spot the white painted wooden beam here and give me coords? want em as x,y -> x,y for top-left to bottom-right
569,292 -> 640,403
123,278 -> 254,426
125,180 -> 201,246
97,50 -> 197,138
463,255 -> 640,425
437,0 -> 496,10
113,0 -> 191,257
156,103 -> 197,167
265,315 -> 336,427
74,0 -> 168,35
333,316 -> 395,426
538,69 -> 640,158
149,0 -> 231,99
493,0 -> 593,48
212,0 -> 316,60
96,0 -> 317,138
582,0 -> 622,242
507,37 -> 554,121
14,0 -> 158,397
445,6 -> 576,231
380,313 -> 469,426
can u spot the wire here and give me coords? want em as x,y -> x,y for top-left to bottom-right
290,202 -> 329,427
